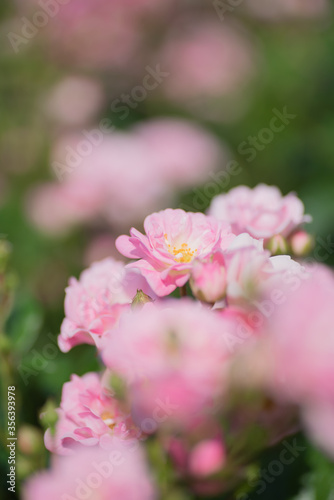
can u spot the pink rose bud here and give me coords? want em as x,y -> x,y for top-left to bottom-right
289,230 -> 314,257
190,253 -> 227,303
189,439 -> 226,477
131,289 -> 153,309
265,234 -> 289,255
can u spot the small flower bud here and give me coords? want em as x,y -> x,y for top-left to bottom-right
0,334 -> 11,354
189,439 -> 226,478
265,235 -> 289,255
40,399 -> 58,436
131,289 -> 153,309
289,230 -> 314,257
18,425 -> 44,455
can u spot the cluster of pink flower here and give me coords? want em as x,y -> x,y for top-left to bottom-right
24,184 -> 334,499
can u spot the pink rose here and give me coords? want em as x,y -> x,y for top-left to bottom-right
59,258 -> 154,352
116,208 -> 235,296
24,438 -> 156,500
209,184 -> 311,241
45,372 -> 141,455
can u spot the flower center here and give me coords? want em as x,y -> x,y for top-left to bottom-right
101,411 -> 116,430
164,234 -> 197,263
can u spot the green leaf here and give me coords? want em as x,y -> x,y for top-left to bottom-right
307,446 -> 334,500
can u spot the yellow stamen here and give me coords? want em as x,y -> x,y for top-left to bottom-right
101,411 -> 116,430
164,234 -> 197,263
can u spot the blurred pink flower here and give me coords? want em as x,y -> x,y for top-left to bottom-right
116,209 -> 235,296
45,372 -> 141,455
59,258 -> 154,352
24,437 -> 156,500
159,20 -> 256,103
167,432 -> 226,481
43,76 -> 104,128
133,118 -> 226,188
189,439 -> 226,478
261,265 -> 334,403
27,119 -> 225,234
217,306 -> 259,353
237,265 -> 334,456
45,129 -> 170,230
102,300 -> 234,430
18,0 -> 172,70
27,181 -> 102,236
223,233 -> 303,306
209,184 -> 311,241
